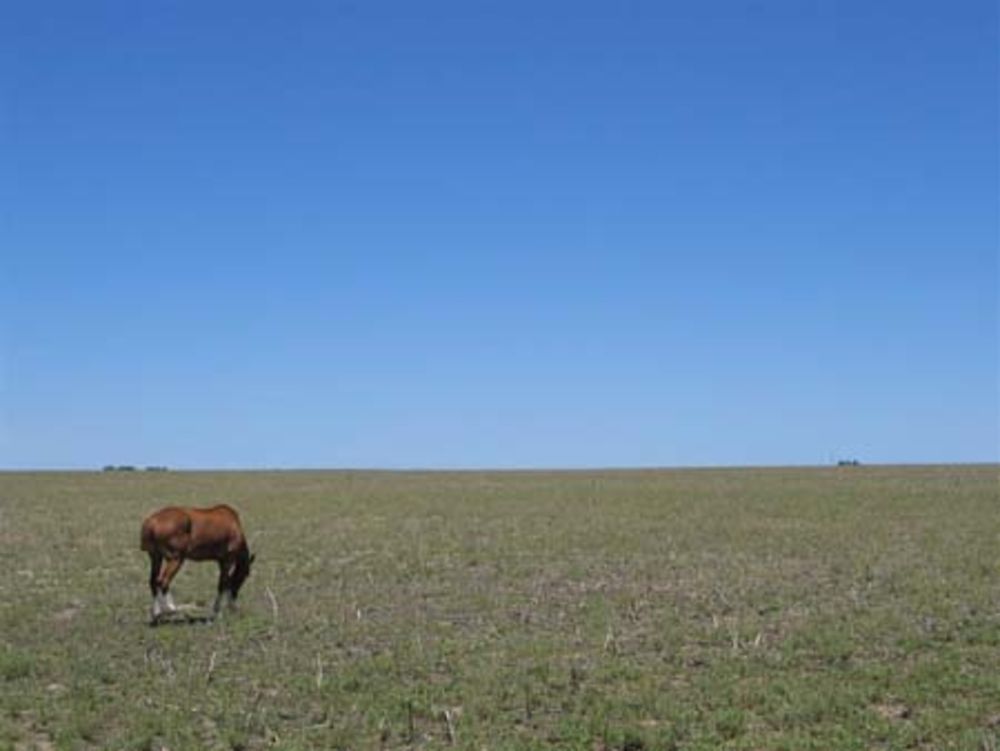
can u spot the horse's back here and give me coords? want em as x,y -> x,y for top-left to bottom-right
186,505 -> 243,532
197,504 -> 242,521
141,505 -> 245,557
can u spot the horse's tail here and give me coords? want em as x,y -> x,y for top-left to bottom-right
140,519 -> 156,553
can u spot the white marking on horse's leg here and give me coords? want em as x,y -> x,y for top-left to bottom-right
163,592 -> 177,612
151,594 -> 163,620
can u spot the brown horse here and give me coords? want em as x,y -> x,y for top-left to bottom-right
140,504 -> 255,623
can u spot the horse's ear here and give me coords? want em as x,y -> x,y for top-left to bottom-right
249,553 -> 256,565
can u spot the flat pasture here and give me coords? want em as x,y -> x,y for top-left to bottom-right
1,466 -> 997,750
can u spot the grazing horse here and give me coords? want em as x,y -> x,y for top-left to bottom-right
140,504 -> 255,622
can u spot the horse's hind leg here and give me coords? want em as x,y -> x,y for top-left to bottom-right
148,552 -> 162,596
157,556 -> 184,613
148,553 -> 164,621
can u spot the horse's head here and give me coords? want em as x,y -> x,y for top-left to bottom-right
229,548 -> 256,600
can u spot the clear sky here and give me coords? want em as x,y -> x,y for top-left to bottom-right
2,1 -> 997,469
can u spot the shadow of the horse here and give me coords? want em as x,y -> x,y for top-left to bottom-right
149,605 -> 217,627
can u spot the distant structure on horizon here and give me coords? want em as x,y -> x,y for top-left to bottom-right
102,465 -> 169,472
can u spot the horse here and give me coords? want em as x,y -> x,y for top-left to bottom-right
140,504 -> 255,623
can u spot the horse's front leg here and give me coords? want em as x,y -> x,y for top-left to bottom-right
213,559 -> 231,617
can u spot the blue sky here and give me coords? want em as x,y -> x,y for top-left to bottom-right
2,1 -> 997,469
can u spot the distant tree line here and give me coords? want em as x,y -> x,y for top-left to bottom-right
836,459 -> 861,467
102,465 -> 169,472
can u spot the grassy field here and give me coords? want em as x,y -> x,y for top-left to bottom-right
1,466 -> 998,750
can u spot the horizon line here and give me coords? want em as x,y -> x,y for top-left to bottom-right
1,461 -> 997,474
